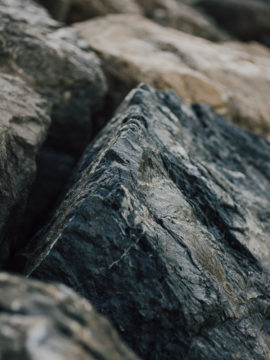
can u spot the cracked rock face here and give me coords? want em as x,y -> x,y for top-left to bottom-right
0,0 -> 107,259
0,272 -> 139,360
74,14 -> 270,139
0,74 -> 50,265
22,85 -> 270,359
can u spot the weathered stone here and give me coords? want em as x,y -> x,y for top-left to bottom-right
74,14 -> 270,139
0,0 -> 107,256
0,74 -> 50,265
193,0 -> 270,47
0,272 -> 140,360
22,84 -> 270,359
0,0 -> 106,153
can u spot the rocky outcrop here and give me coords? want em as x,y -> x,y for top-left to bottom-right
74,14 -> 270,139
20,85 -> 270,359
0,272 -> 140,360
193,0 -> 270,47
0,0 -> 107,262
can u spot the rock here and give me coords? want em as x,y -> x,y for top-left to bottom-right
0,0 -> 106,154
35,0 -> 228,41
22,84 -> 270,359
0,74 -> 50,265
0,272 -> 140,360
35,0 -> 142,23
0,0 -> 107,259
193,0 -> 270,47
136,0 -> 228,41
74,14 -> 270,139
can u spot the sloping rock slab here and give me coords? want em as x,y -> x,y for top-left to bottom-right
74,14 -> 270,139
0,272 -> 139,360
0,74 -> 50,265
24,85 -> 270,359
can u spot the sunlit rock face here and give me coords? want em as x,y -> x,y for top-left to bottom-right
21,84 -> 270,360
74,14 -> 270,140
0,272 -> 140,360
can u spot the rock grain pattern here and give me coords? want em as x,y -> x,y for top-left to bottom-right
22,85 -> 270,360
0,272 -> 140,360
74,14 -> 270,139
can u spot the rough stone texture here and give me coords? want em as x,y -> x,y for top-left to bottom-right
0,0 -> 106,154
74,14 -> 270,139
0,0 -> 107,255
0,74 -> 50,266
193,0 -> 270,47
0,272 -> 140,360
21,84 -> 270,360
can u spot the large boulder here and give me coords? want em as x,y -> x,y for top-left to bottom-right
74,14 -> 270,139
21,84 -> 270,359
193,0 -> 270,47
0,0 -> 106,154
0,0 -> 107,258
0,272 -> 140,360
0,74 -> 50,265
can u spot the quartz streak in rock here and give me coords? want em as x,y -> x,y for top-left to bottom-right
24,85 -> 270,359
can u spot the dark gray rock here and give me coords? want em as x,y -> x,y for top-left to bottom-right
23,84 -> 270,359
193,0 -> 270,46
0,272 -> 140,360
0,73 -> 50,265
0,0 -> 107,262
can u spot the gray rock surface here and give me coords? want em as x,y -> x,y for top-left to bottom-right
0,74 -> 50,265
21,84 -> 270,359
0,0 -> 107,261
0,272 -> 140,360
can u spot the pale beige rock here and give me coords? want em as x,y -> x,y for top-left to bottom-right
74,14 -> 270,138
